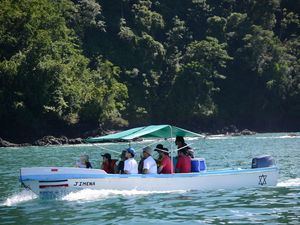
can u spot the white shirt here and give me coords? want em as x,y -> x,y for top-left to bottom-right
124,158 -> 138,174
143,156 -> 157,174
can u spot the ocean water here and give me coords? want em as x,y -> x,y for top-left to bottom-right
0,133 -> 299,224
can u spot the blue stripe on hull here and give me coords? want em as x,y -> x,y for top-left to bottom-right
39,180 -> 68,183
20,167 -> 278,181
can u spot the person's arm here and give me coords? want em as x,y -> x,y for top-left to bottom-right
87,162 -> 92,169
124,160 -> 130,174
114,163 -> 118,174
175,157 -> 181,173
142,168 -> 149,174
142,159 -> 150,174
157,158 -> 165,173
158,166 -> 163,174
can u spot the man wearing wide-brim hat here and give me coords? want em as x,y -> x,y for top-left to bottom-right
154,144 -> 173,174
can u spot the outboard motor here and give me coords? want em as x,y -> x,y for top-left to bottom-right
251,155 -> 275,168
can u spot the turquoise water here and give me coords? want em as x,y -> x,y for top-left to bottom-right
0,133 -> 299,224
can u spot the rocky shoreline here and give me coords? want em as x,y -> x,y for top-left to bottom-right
215,125 -> 257,136
0,126 -> 257,148
0,136 -> 84,147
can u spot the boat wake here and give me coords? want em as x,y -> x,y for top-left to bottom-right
62,189 -> 186,202
277,178 -> 300,187
1,190 -> 37,207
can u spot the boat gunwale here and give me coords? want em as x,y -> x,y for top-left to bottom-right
20,166 -> 278,181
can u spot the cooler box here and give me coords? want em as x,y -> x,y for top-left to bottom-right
251,155 -> 275,168
191,158 -> 206,172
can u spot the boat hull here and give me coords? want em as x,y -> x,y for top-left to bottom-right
20,167 -> 278,197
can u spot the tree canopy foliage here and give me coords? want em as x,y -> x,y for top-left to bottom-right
0,0 -> 299,140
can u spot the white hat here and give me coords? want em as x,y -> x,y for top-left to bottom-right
143,146 -> 152,155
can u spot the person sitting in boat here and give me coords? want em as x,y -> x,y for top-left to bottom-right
76,154 -> 92,169
175,149 -> 191,173
154,144 -> 173,174
101,153 -> 116,174
142,146 -> 157,174
175,136 -> 194,158
124,147 -> 138,174
138,152 -> 146,174
116,150 -> 126,174
154,144 -> 164,166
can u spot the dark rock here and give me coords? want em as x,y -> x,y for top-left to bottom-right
231,132 -> 242,136
0,138 -> 18,147
19,143 -> 31,147
241,129 -> 256,135
68,138 -> 83,145
58,136 -> 68,144
33,136 -> 84,146
34,136 -> 63,146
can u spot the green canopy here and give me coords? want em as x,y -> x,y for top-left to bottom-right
85,125 -> 204,143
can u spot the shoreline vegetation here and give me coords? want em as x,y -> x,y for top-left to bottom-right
1,125 -> 298,148
1,1 -> 299,146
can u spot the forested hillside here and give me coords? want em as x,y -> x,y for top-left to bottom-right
1,0 -> 299,141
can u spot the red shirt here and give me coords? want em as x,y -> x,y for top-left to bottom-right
102,160 -> 116,174
176,155 -> 191,173
160,155 -> 173,174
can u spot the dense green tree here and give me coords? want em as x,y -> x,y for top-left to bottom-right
0,0 -> 127,139
1,0 -> 299,141
167,37 -> 232,125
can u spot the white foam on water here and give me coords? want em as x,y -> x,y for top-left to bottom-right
1,190 -> 37,206
62,189 -> 186,202
185,137 -> 202,140
256,135 -> 300,139
277,135 -> 300,139
277,178 -> 300,187
206,135 -> 231,140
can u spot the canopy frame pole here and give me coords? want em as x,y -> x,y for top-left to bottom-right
168,125 -> 174,174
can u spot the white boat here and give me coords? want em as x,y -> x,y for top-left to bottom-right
20,125 -> 279,197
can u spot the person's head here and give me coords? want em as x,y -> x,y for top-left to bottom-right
80,154 -> 89,163
175,136 -> 185,147
101,153 -> 111,162
125,147 -> 135,159
143,146 -> 152,158
154,144 -> 169,157
120,150 -> 127,160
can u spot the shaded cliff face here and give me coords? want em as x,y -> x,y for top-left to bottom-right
1,0 -> 299,142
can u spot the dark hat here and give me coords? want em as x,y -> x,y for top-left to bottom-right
175,136 -> 185,143
101,153 -> 111,159
154,144 -> 164,152
155,144 -> 169,154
